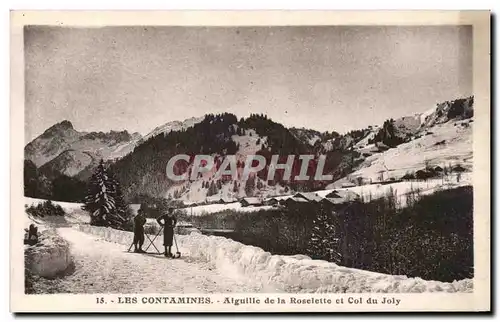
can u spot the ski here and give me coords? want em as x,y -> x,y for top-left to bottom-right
124,250 -> 182,258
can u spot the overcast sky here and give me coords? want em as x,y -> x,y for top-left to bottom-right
24,25 -> 472,143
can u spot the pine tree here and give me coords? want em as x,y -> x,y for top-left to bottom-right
83,160 -> 129,230
256,178 -> 264,190
111,174 -> 131,227
207,181 -> 218,196
245,175 -> 255,197
307,206 -> 341,263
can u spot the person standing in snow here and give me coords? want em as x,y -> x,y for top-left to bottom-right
156,207 -> 177,257
133,208 -> 147,253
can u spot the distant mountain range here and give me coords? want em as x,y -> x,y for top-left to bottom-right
25,120 -> 141,178
24,96 -> 474,203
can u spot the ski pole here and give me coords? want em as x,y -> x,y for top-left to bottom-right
144,231 -> 162,254
173,234 -> 181,258
144,226 -> 163,252
173,234 -> 179,252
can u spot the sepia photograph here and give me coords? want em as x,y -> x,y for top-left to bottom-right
10,10 -> 490,312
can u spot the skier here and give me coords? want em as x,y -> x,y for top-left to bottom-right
156,207 -> 177,257
133,208 -> 147,253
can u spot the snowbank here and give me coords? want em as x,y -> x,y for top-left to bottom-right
76,224 -> 472,293
22,200 -> 75,279
25,229 -> 73,278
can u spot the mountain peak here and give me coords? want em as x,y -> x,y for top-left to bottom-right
39,120 -> 76,139
54,120 -> 74,130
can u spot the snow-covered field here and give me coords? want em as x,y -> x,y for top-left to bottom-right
321,173 -> 472,207
24,197 -> 89,225
180,202 -> 274,217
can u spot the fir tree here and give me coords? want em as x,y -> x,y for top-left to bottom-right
245,175 -> 256,197
83,160 -> 129,230
111,174 -> 131,224
307,206 -> 341,263
256,178 -> 264,190
207,181 -> 218,196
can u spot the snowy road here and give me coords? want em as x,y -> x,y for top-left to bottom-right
55,228 -> 262,293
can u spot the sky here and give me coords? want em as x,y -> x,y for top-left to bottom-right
24,25 -> 472,143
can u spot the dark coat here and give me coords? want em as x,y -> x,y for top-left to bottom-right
133,214 -> 146,233
156,214 -> 177,246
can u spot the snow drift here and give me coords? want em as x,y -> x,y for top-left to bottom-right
76,224 -> 472,293
25,229 -> 73,278
22,201 -> 75,279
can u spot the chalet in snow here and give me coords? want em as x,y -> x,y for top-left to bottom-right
263,195 -> 290,206
240,197 -> 263,207
323,190 -> 360,204
203,196 -> 238,205
292,192 -> 324,203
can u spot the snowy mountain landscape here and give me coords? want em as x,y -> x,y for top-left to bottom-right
23,96 -> 475,295
24,96 -> 474,203
19,23 -> 482,307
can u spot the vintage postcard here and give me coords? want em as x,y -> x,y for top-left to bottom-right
10,10 -> 490,313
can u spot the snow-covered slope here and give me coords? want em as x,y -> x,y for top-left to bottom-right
165,129 -> 291,203
25,120 -> 142,175
333,119 -> 472,185
25,121 -> 81,167
141,116 -> 204,142
289,127 -> 322,146
39,150 -> 95,178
